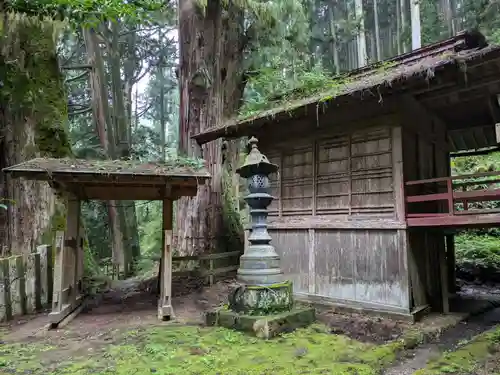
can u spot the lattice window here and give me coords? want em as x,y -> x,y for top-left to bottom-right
281,143 -> 314,216
264,125 -> 395,218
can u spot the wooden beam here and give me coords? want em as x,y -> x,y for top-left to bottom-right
419,74 -> 500,104
63,185 -> 198,201
158,199 -> 174,321
407,214 -> 500,227
5,170 -> 209,188
268,217 -> 407,230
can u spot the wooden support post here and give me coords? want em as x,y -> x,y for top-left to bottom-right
49,197 -> 83,327
0,257 -> 12,321
158,198 -> 174,321
209,258 -> 214,286
438,239 -> 450,314
446,234 -> 456,294
77,226 -> 85,293
51,231 -> 65,314
65,198 -> 81,304
392,127 -> 406,222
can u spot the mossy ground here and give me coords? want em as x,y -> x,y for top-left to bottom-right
414,325 -> 500,375
0,323 -> 404,375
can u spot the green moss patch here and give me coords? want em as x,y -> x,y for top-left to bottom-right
0,341 -> 54,373
0,324 -> 406,375
414,326 -> 500,375
1,16 -> 72,159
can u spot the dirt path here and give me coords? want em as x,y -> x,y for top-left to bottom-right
1,278 -> 233,343
384,302 -> 500,375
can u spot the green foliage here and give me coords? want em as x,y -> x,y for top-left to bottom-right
6,0 -> 167,26
451,152 -> 500,176
135,200 -> 163,273
240,59 -> 337,118
451,152 -> 500,274
455,233 -> 500,271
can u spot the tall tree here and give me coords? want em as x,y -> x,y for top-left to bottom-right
176,0 -> 308,255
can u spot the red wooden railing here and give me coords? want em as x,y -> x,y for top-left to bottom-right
405,171 -> 500,226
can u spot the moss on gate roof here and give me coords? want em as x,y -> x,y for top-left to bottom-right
192,31 -> 500,145
3,157 -> 211,180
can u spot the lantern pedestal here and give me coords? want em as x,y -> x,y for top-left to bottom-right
205,137 -> 315,338
206,305 -> 316,339
228,281 -> 293,315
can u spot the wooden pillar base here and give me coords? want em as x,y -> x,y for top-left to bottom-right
48,294 -> 83,328
158,198 -> 174,322
157,302 -> 174,321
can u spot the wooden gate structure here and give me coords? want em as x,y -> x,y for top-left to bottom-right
3,157 -> 210,327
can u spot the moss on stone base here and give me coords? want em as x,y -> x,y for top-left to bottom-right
229,280 -> 294,315
206,306 -> 316,339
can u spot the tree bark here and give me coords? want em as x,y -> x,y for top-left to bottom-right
354,0 -> 367,67
175,0 -> 246,255
373,0 -> 381,61
327,4 -> 341,75
0,16 -> 72,256
84,27 -> 129,272
410,0 -> 422,50
108,22 -> 141,272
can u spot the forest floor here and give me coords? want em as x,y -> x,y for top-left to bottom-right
1,279 -> 500,375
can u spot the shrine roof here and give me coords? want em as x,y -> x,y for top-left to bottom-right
192,30 -> 500,145
3,157 -> 210,201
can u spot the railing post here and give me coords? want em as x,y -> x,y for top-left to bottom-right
446,178 -> 454,215
462,185 -> 468,211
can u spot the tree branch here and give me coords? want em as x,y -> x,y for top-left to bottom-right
69,107 -> 93,116
61,64 -> 92,70
65,71 -> 89,83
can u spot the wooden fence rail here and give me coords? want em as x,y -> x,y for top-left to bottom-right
100,250 -> 242,286
0,245 -> 53,322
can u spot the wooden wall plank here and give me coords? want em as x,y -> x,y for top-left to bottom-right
0,258 -> 12,321
270,227 -> 410,311
24,252 -> 40,313
308,229 -> 316,294
9,255 -> 26,316
270,229 -> 309,294
0,248 -> 53,322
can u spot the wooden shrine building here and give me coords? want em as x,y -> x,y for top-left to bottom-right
3,158 -> 210,326
193,30 -> 500,319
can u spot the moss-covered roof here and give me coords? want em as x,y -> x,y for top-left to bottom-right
192,31 -> 500,145
3,157 -> 210,180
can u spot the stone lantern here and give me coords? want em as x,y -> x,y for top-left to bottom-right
206,137 -> 315,339
235,136 -> 283,286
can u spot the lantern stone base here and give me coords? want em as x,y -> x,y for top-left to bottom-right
205,306 -> 316,339
228,281 -> 294,315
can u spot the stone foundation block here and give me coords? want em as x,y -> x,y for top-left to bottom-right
205,306 -> 316,339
